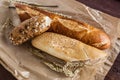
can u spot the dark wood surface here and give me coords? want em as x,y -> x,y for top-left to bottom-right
77,0 -> 120,18
0,0 -> 120,80
105,53 -> 120,80
0,65 -> 16,80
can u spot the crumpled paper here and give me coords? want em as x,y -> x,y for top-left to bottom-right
0,0 -> 120,80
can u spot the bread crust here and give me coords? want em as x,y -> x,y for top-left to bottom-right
32,32 -> 107,61
14,3 -> 110,49
9,15 -> 52,45
15,3 -> 63,21
50,18 -> 110,49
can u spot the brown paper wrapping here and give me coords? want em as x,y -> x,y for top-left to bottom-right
0,0 -> 120,80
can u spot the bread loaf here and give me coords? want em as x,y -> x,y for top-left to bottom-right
9,14 -> 52,45
15,3 -> 110,49
49,17 -> 110,49
32,32 -> 107,62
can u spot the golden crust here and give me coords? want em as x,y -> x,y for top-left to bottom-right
32,32 -> 107,62
15,3 -> 63,21
50,18 -> 110,50
15,3 -> 110,49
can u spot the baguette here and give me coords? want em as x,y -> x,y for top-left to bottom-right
15,3 -> 63,21
9,14 -> 52,45
15,3 -> 110,49
50,17 -> 110,50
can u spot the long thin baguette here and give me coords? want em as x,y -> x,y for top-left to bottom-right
50,17 -> 110,50
15,3 -> 110,49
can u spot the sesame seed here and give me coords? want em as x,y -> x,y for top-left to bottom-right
35,22 -> 39,27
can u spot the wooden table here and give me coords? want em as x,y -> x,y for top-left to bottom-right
105,53 -> 120,80
0,0 -> 120,80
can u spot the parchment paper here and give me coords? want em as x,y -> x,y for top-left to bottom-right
0,0 -> 120,80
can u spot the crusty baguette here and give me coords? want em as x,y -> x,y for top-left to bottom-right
15,3 -> 63,21
9,15 -> 52,45
32,32 -> 107,62
50,17 -> 110,50
15,3 -> 110,49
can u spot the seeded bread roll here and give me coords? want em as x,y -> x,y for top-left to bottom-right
15,3 -> 110,49
9,15 -> 52,45
32,32 -> 107,61
31,32 -> 107,76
